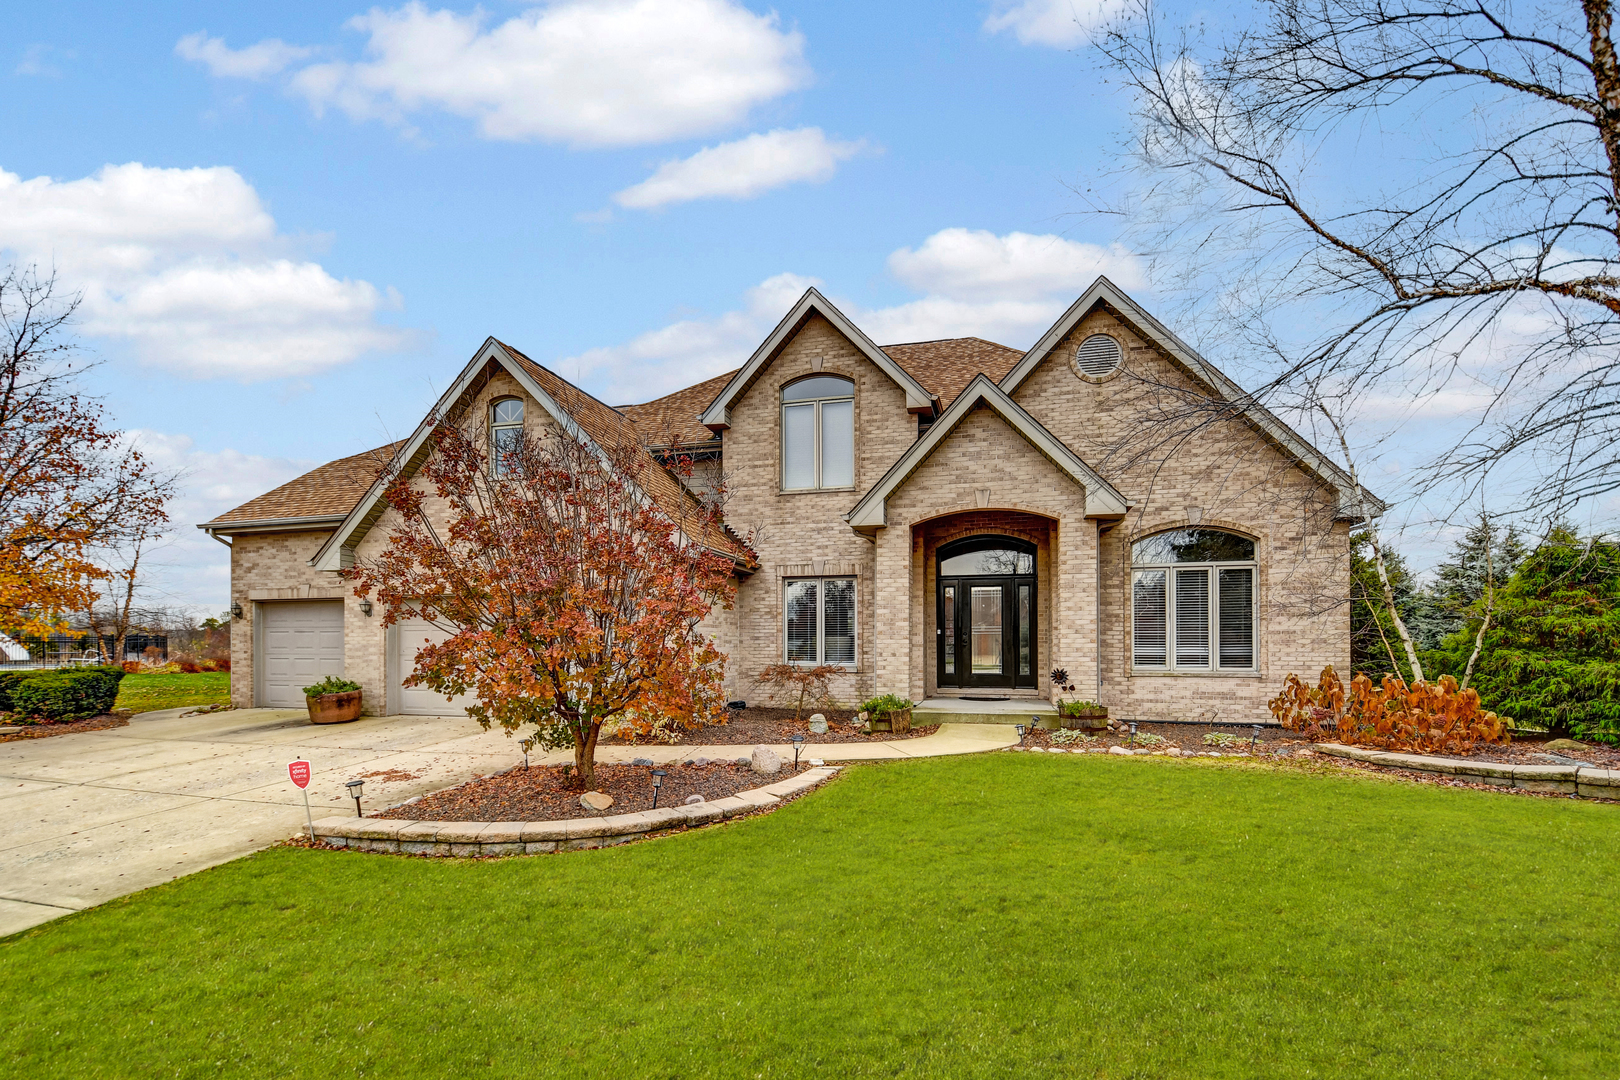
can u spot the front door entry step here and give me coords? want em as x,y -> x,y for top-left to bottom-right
913,697 -> 1059,727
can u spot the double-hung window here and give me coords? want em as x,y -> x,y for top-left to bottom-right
784,577 -> 856,667
781,376 -> 854,490
490,398 -> 524,477
1131,529 -> 1256,671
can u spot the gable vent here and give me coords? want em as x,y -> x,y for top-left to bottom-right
1075,334 -> 1122,378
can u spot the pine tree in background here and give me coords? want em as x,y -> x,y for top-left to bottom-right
1452,527 -> 1620,743
1350,532 -> 1425,681
1432,514 -> 1527,620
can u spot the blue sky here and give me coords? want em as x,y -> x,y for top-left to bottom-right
7,0 -> 1547,616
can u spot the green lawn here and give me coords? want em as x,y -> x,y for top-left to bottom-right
2,756 -> 1616,1078
114,671 -> 230,714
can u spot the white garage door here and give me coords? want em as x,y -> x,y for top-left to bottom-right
259,601 -> 345,708
394,619 -> 476,716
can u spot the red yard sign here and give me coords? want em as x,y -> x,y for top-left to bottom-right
288,760 -> 311,789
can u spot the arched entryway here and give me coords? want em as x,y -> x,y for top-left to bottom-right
936,536 -> 1037,690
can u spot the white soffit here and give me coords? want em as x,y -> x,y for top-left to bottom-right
698,287 -> 936,430
846,374 -> 1129,529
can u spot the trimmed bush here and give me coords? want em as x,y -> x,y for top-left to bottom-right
8,667 -> 126,722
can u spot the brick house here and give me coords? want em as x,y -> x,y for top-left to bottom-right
202,278 -> 1376,722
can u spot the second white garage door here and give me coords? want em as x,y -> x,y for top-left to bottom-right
259,601 -> 345,708
394,619 -> 476,716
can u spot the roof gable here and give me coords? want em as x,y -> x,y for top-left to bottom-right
310,338 -> 750,573
846,375 -> 1130,530
999,276 -> 1384,519
698,288 -> 936,430
201,441 -> 403,532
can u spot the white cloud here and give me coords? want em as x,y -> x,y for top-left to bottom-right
613,128 -> 863,209
0,162 -> 405,379
983,0 -> 1127,47
573,227 -> 1145,404
571,273 -> 817,403
175,33 -> 314,79
253,0 -> 808,147
124,431 -> 321,615
16,44 -> 73,77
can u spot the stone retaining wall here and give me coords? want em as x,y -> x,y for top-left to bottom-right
1316,744 -> 1620,798
311,766 -> 840,856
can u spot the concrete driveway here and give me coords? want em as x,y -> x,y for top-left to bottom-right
0,707 -> 526,936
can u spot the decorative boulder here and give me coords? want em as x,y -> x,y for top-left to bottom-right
684,794 -> 705,805
750,744 -> 783,775
580,790 -> 614,812
808,713 -> 828,735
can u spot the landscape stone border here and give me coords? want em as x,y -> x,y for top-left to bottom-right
1315,743 -> 1620,798
309,766 -> 841,856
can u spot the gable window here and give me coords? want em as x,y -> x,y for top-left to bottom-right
784,577 -> 855,666
1130,529 -> 1255,671
781,376 -> 854,491
490,398 -> 524,476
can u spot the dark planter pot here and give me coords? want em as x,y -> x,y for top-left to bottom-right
870,708 -> 912,734
1061,708 -> 1108,731
307,690 -> 362,724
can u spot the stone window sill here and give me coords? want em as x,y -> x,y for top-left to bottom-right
1129,669 -> 1264,679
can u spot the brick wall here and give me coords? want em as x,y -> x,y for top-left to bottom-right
228,530 -> 342,708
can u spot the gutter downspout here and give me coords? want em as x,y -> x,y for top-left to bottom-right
1095,519 -> 1104,703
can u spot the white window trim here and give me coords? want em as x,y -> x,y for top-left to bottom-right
489,396 -> 525,477
783,576 -> 858,669
780,385 -> 855,493
1131,558 -> 1258,674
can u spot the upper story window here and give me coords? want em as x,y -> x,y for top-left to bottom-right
781,376 -> 854,491
1130,528 -> 1256,672
490,398 -> 524,476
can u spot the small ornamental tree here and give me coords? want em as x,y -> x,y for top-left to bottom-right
346,411 -> 737,788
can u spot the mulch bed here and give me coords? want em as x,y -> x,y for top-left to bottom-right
382,761 -> 820,822
1020,720 -> 1294,755
1436,739 -> 1620,768
0,712 -> 129,743
604,705 -> 938,746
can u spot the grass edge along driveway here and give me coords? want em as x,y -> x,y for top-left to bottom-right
114,671 -> 230,714
1,754 -> 1614,1079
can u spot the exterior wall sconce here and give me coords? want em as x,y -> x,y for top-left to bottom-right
359,600 -> 373,616
231,602 -> 244,619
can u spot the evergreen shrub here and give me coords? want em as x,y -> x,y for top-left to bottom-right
8,667 -> 126,722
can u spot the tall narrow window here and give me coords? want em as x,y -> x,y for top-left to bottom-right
783,577 -> 857,666
942,585 -> 955,675
1130,529 -> 1256,671
781,376 -> 854,490
490,398 -> 524,477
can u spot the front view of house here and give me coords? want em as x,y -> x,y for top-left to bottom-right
203,277 -> 1373,722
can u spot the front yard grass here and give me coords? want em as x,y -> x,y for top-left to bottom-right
2,754 -> 1616,1078
114,671 -> 230,714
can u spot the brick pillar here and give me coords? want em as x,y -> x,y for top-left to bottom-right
872,520 -> 913,698
1052,512 -> 1099,702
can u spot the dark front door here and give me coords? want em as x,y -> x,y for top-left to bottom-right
937,538 -> 1036,690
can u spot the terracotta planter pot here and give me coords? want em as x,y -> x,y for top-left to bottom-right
307,690 -> 362,724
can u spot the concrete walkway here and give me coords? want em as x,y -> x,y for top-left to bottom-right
0,709 -> 1016,936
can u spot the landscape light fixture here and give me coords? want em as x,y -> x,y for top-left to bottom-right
345,778 -> 365,818
1014,723 -> 1027,746
1128,722 -> 1138,746
359,599 -> 373,617
650,769 -> 667,809
1251,724 -> 1262,750
791,734 -> 805,769
231,602 -> 243,619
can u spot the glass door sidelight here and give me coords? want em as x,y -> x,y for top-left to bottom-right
937,537 -> 1036,690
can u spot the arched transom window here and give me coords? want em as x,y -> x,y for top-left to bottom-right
490,398 -> 524,476
781,376 -> 853,491
1131,528 -> 1256,671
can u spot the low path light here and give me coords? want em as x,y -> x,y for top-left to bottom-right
1014,723 -> 1027,746
1251,724 -> 1261,750
650,769 -> 667,809
1128,722 -> 1138,747
791,734 -> 805,769
345,778 -> 365,818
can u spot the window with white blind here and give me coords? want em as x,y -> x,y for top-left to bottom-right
781,376 -> 854,490
1130,529 -> 1256,671
783,577 -> 856,667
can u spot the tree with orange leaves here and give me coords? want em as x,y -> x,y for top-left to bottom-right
345,406 -> 737,788
0,267 -> 173,637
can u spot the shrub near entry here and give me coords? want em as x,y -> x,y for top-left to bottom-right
6,666 -> 126,721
